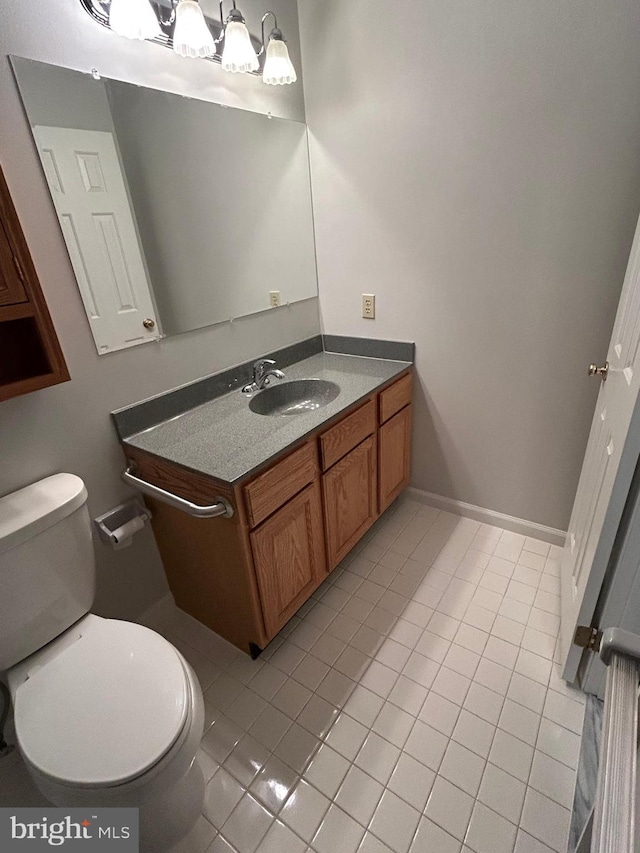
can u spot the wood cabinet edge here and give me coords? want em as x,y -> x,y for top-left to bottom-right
0,163 -> 70,402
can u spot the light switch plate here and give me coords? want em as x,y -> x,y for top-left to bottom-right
362,293 -> 375,319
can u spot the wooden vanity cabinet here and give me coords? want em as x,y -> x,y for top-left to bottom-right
125,444 -> 270,652
378,373 -> 413,513
320,399 -> 378,570
244,441 -> 328,638
323,435 -> 378,571
251,480 -> 327,637
128,369 -> 413,656
244,442 -> 317,528
379,406 -> 413,513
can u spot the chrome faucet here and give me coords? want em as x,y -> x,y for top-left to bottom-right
242,359 -> 285,394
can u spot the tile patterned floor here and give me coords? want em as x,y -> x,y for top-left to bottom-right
0,496 -> 586,853
161,496 -> 585,853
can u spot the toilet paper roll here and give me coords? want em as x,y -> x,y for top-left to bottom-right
111,515 -> 146,545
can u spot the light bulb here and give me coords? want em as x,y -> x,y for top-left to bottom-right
109,0 -> 161,40
262,32 -> 297,85
172,0 -> 216,58
221,12 -> 259,73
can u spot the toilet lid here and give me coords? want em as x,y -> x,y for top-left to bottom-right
14,620 -> 189,787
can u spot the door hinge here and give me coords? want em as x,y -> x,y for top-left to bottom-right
12,254 -> 25,283
574,625 -> 603,652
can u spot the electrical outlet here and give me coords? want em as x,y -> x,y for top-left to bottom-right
269,291 -> 281,307
362,293 -> 375,319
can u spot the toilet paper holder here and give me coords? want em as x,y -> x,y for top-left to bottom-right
94,499 -> 152,550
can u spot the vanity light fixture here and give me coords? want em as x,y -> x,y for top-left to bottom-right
108,0 -> 161,40
80,0 -> 297,84
172,0 -> 216,58
260,12 -> 297,85
221,6 -> 259,73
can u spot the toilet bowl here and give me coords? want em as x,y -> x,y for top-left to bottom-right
0,475 -> 206,850
7,614 -> 205,850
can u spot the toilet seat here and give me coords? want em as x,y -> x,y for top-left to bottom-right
13,618 -> 190,788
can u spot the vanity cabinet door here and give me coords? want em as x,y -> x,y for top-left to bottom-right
378,405 -> 412,513
250,480 -> 327,639
323,435 -> 378,570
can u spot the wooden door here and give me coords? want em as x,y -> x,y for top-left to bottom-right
561,211 -> 640,682
33,127 -> 159,354
323,435 -> 378,570
250,481 -> 326,639
379,404 -> 412,514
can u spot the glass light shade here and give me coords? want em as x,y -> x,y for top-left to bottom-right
172,0 -> 216,58
221,20 -> 259,73
109,0 -> 161,40
262,37 -> 297,85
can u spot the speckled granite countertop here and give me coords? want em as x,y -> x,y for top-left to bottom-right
123,351 -> 411,484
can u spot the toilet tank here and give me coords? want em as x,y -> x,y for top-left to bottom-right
0,474 -> 96,671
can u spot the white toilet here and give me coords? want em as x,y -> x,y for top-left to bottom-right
0,473 -> 205,851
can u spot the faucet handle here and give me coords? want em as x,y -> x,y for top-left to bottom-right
243,359 -> 279,395
253,358 -> 275,379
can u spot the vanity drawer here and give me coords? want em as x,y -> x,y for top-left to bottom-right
244,442 -> 318,528
320,399 -> 376,471
379,373 -> 412,424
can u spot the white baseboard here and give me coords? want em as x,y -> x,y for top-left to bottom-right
406,487 -> 566,547
137,592 -> 177,630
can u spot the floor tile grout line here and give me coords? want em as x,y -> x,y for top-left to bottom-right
453,536 -> 544,847
204,646 -> 534,847
200,560 -> 568,780
156,499 -> 569,853
463,595 -> 570,851
341,588 -> 559,838
202,578 -> 567,761
204,655 -> 443,832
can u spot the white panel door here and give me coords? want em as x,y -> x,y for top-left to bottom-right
561,212 -> 640,682
34,126 -> 159,354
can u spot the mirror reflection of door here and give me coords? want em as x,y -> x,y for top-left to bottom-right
34,126 -> 159,354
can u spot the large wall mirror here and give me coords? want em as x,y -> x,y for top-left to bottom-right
12,57 -> 318,354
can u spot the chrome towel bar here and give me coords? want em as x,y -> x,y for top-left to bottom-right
122,466 -> 234,519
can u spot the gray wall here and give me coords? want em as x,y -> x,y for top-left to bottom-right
0,0 -> 318,620
299,0 -> 640,530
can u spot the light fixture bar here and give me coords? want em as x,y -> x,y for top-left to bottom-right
77,0 -> 261,75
